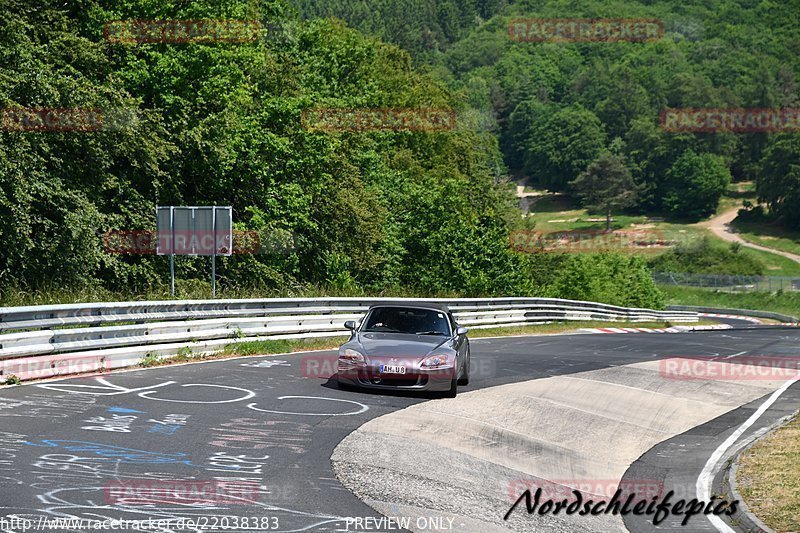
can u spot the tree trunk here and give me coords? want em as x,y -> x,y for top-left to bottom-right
606,208 -> 611,231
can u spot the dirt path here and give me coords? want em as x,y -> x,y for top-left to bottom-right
515,185 -> 545,215
698,207 -> 800,265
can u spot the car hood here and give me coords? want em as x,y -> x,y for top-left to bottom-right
355,332 -> 451,359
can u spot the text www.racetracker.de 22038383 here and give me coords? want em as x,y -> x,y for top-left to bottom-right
0,515 -> 280,531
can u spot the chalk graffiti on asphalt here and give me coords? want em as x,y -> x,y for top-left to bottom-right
247,396 -> 369,417
0,393 -> 96,419
24,440 -> 195,466
239,360 -> 290,368
37,378 -> 255,404
81,409 -> 190,435
209,419 -> 311,454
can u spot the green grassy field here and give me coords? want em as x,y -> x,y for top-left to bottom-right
660,286 -> 800,319
735,246 -> 800,276
731,219 -> 800,258
522,186 -> 800,276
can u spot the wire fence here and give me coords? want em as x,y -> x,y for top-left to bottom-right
654,272 -> 800,292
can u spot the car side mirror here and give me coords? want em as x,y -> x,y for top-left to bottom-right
344,320 -> 357,331
456,326 -> 469,336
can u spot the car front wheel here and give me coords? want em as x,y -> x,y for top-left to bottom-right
457,351 -> 470,386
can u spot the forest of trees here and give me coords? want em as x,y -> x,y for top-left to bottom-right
300,0 -> 800,224
1,0 -> 798,307
295,0 -> 510,60
1,0 -> 541,301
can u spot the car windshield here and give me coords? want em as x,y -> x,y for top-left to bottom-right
362,307 -> 451,336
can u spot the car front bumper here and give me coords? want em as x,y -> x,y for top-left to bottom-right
337,363 -> 455,392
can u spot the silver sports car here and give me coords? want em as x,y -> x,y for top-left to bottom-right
336,304 -> 471,397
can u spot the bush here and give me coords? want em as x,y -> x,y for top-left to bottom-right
547,253 -> 665,309
648,237 -> 765,275
412,217 -> 538,296
139,353 -> 161,368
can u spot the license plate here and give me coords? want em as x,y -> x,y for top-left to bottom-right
380,365 -> 406,374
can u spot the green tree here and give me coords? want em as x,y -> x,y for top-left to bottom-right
663,150 -> 731,220
757,134 -> 800,229
569,151 -> 642,230
520,104 -> 606,191
0,0 -> 530,299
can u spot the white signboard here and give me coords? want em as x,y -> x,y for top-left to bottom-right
156,206 -> 232,256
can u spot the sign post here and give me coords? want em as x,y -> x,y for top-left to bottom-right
212,207 -> 216,298
156,206 -> 233,298
170,206 -> 175,297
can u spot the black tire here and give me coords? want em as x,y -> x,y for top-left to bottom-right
444,376 -> 458,398
457,356 -> 470,386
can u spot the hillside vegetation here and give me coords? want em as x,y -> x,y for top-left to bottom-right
302,0 -> 800,226
3,0 -> 652,306
2,0 -> 800,310
1,0 -> 530,298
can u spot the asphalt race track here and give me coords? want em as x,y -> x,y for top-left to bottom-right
0,325 -> 798,533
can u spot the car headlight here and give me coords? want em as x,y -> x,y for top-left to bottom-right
339,348 -> 366,364
420,353 -> 452,368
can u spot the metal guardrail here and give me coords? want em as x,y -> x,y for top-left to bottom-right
667,305 -> 798,324
0,297 -> 697,382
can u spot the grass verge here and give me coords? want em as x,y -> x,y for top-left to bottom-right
0,285 -> 466,308
131,337 -> 351,369
661,286 -> 800,319
222,337 -> 349,356
736,412 -> 800,532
